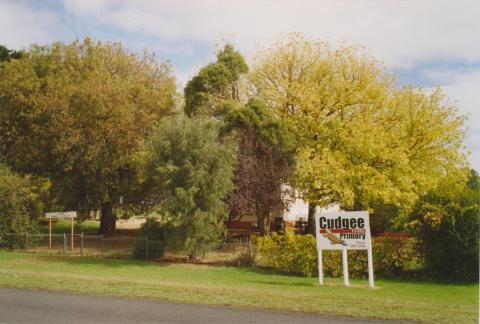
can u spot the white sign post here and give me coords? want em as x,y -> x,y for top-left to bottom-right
315,207 -> 374,288
46,211 -> 77,250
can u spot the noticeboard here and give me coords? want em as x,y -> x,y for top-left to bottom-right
45,211 -> 77,219
315,211 -> 371,250
315,209 -> 374,287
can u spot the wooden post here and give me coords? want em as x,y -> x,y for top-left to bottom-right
71,218 -> 74,250
49,218 -> 52,249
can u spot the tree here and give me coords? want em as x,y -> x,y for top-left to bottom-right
408,170 -> 479,281
249,34 -> 468,231
0,38 -> 176,233
140,116 -> 236,259
222,99 -> 295,235
184,44 -> 248,117
0,45 -> 22,62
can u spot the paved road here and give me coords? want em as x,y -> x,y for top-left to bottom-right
0,288 -> 405,323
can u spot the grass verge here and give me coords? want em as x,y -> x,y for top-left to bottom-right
0,251 -> 477,323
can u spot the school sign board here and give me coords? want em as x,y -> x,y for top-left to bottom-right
45,211 -> 77,219
316,211 -> 371,250
315,209 -> 374,287
45,211 -> 77,250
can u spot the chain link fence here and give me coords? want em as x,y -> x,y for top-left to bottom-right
0,233 -> 254,264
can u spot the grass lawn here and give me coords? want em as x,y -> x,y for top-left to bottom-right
0,251 -> 477,323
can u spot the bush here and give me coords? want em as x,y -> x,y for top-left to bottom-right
133,218 -> 168,259
409,170 -> 479,282
141,116 -> 236,260
255,230 -> 421,278
0,164 -> 39,248
255,230 -> 317,276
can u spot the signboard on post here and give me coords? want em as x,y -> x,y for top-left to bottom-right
45,211 -> 77,250
315,208 -> 374,288
45,211 -> 77,219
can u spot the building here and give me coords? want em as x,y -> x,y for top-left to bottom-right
228,184 -> 339,233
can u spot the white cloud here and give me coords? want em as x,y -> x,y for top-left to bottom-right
0,1 -> 61,49
436,70 -> 480,170
62,0 -> 480,68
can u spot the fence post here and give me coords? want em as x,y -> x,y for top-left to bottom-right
80,232 -> 84,256
101,234 -> 104,257
63,233 -> 67,253
25,232 -> 28,253
145,236 -> 149,261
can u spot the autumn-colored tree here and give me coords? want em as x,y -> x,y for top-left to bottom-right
249,34 -> 468,231
0,38 -> 176,233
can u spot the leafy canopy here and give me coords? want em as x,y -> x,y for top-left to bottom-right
0,38 -> 176,232
249,34 -> 468,220
184,44 -> 248,117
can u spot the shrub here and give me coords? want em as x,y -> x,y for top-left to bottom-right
255,230 -> 421,278
255,230 -> 317,276
141,116 -> 236,259
133,218 -> 168,259
409,170 -> 479,282
0,164 -> 39,248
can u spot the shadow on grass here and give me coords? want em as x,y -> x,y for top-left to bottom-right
245,279 -> 314,287
234,265 -> 478,288
34,254 -> 159,268
232,266 -> 317,287
237,266 -> 310,278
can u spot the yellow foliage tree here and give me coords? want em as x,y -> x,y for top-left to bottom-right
249,34 -> 468,227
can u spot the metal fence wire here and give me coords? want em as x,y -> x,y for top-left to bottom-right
0,233 -> 253,263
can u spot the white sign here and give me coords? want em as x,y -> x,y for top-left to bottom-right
315,209 -> 374,288
315,211 -> 371,250
45,211 -> 77,219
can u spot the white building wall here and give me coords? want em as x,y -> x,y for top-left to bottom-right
282,184 -> 340,222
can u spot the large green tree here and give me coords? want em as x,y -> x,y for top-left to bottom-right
140,116 -> 236,259
184,44 -> 248,117
249,34 -> 468,231
0,38 -> 176,233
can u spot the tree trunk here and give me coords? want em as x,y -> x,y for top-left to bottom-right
99,201 -> 116,234
306,204 -> 316,235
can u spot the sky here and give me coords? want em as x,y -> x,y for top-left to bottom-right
1,0 -> 479,171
